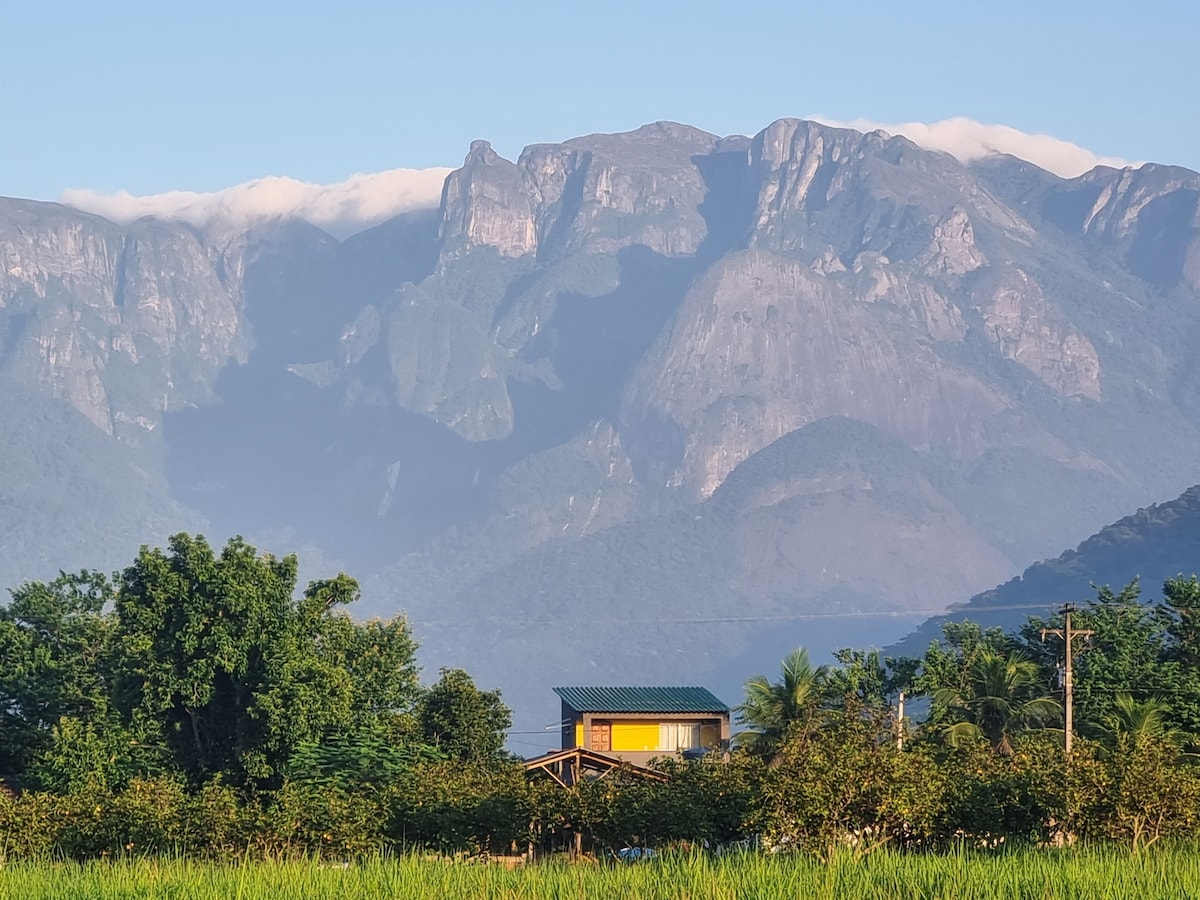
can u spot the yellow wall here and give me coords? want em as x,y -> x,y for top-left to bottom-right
570,717 -> 724,751
611,722 -> 661,752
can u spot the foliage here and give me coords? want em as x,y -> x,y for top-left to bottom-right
931,649 -> 1060,754
391,759 -> 530,854
109,534 -> 420,786
825,647 -> 916,711
25,715 -> 160,794
757,705 -> 947,857
649,753 -> 764,846
1032,582 -> 1177,736
937,732 -> 1068,846
735,647 -> 828,755
416,668 -> 513,764
271,779 -> 386,858
1097,694 -> 1184,746
522,752 -> 763,858
1161,575 -> 1200,733
285,720 -> 442,791
1090,735 -> 1200,852
910,621 -> 1016,700
9,543 -> 1200,860
0,570 -> 116,779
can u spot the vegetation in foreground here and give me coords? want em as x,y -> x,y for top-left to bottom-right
4,533 -> 1200,864
4,849 -> 1200,900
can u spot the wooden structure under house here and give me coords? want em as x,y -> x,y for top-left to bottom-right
522,746 -> 666,788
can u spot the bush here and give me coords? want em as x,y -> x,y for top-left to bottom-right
389,760 -> 530,854
0,789 -> 58,860
267,781 -> 386,858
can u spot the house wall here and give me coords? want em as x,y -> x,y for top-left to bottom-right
562,701 -> 575,751
563,710 -> 730,763
611,722 -> 659,752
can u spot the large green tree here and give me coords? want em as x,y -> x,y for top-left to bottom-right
825,647 -> 917,714
110,533 -> 420,785
416,668 -> 512,764
1021,579 -> 1200,745
1161,575 -> 1200,735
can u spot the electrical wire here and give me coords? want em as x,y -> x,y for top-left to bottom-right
404,601 -> 1200,630
403,601 -> 1074,629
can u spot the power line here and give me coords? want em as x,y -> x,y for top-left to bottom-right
400,600 -> 1200,630
507,736 -> 557,747
402,602 -> 1070,629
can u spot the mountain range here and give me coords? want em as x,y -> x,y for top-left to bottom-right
2,118 -> 1200,731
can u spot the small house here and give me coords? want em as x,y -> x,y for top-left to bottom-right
554,686 -> 730,767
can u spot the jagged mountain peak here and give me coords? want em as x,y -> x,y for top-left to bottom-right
567,120 -> 721,150
464,139 -> 505,165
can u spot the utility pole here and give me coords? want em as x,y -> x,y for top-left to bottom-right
1042,604 -> 1095,754
896,691 -> 905,751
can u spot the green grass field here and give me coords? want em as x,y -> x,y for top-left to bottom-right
2,849 -> 1199,900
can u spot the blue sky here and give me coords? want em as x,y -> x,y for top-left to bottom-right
5,0 -> 1196,201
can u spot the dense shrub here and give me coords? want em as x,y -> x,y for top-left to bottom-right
390,760 -> 530,854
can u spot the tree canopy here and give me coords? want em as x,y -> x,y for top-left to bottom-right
0,534 -> 432,790
416,667 -> 513,764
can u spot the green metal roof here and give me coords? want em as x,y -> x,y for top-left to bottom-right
553,686 -> 728,714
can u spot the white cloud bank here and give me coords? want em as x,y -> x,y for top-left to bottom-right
61,166 -> 453,240
59,118 -> 1133,237
810,116 -> 1135,178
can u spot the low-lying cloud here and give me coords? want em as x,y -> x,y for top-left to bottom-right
61,167 -> 452,240
810,116 -> 1134,178
60,118 -> 1133,238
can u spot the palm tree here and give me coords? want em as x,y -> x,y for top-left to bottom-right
1098,693 -> 1183,746
734,647 -> 827,755
933,649 -> 1060,755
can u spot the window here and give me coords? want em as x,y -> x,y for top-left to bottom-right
658,722 -> 701,751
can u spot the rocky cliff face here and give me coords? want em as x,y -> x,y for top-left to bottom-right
380,119 -> 1124,489
969,265 -> 1101,399
0,201 -> 247,436
621,249 -> 1006,496
1041,164 -> 1200,291
439,123 -> 718,263
360,121 -> 1200,708
439,141 -> 538,260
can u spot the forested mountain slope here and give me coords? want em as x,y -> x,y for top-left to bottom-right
895,484 -> 1200,656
